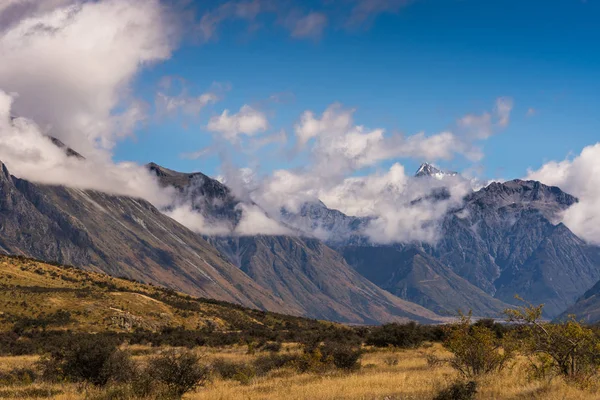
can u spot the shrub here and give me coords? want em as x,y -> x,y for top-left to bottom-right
366,322 -> 425,349
262,341 -> 282,353
0,368 -> 37,386
101,349 -> 137,384
433,381 -> 477,400
39,336 -> 121,385
506,299 -> 600,383
293,348 -> 329,373
148,349 -> 209,397
320,342 -> 362,371
212,358 -> 256,384
252,353 -> 299,375
443,312 -> 514,378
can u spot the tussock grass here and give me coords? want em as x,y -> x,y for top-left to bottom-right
0,344 -> 598,399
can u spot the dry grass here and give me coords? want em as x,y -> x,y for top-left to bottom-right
1,344 -> 599,399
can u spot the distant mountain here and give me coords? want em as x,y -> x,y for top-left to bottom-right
340,245 -> 512,317
414,163 -> 458,179
148,162 -> 600,319
280,200 -> 370,245
429,179 -> 600,317
147,162 -> 241,227
558,270 -> 600,323
148,163 -> 443,324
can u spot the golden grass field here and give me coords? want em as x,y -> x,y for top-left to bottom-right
1,343 -> 599,400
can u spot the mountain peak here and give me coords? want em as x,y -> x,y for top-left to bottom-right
414,163 -> 457,179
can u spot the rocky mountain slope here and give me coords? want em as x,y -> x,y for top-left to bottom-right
429,179 -> 600,317
149,162 -> 600,318
558,279 -> 600,323
0,159 -> 439,324
148,163 -> 441,324
340,245 -> 512,316
0,160 -> 292,314
209,235 -> 439,324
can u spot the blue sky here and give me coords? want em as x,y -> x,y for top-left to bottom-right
114,0 -> 600,180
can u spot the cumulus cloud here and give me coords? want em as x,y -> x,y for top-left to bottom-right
207,105 -> 269,142
234,203 -> 293,236
0,0 -> 177,155
526,143 -> 600,245
0,92 -> 174,207
0,1 -> 181,207
165,204 -> 232,236
208,97 -> 511,243
294,103 -> 485,179
458,97 -> 513,139
155,78 -> 226,118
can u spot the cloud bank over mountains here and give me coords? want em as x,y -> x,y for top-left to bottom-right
0,0 -> 598,246
527,144 -> 600,245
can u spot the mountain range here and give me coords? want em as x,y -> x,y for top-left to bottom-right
2,145 -> 600,323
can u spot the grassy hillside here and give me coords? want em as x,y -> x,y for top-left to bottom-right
0,255 -> 336,335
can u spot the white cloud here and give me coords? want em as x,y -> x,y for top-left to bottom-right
0,93 -> 174,207
0,1 -> 180,208
527,143 -> 600,244
0,0 -> 177,155
156,90 -> 219,117
458,97 -> 513,139
294,103 -> 484,180
234,203 -> 293,236
166,204 -> 232,236
288,12 -> 328,39
207,105 -> 269,142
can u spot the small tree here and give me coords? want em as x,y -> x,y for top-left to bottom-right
443,311 -> 514,377
505,298 -> 600,381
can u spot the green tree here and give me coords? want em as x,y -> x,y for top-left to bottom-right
443,311 -> 514,377
505,297 -> 600,381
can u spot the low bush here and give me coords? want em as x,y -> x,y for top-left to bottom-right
443,312 -> 515,378
262,341 -> 282,353
320,342 -> 362,371
366,322 -> 426,349
253,353 -> 299,375
38,335 -> 122,385
148,349 -> 210,397
433,381 -> 477,400
0,368 -> 37,386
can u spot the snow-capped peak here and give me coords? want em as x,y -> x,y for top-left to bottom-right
415,163 -> 458,180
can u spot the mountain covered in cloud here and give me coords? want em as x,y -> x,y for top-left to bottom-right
339,179 -> 600,317
147,162 -> 438,323
148,162 -> 600,318
0,158 -> 439,324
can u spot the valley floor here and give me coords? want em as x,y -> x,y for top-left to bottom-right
1,344 -> 599,400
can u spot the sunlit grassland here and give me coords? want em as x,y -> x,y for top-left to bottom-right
0,343 -> 598,399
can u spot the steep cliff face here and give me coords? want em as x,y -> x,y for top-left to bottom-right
429,179 -> 600,316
